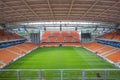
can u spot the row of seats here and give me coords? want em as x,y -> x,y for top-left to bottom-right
0,29 -> 23,41
83,42 -> 103,51
106,50 -> 120,62
70,31 -> 79,38
0,49 -> 19,63
42,31 -> 78,37
83,42 -> 120,64
41,31 -> 80,43
62,43 -> 81,46
0,42 -> 38,68
41,43 -> 81,47
98,31 -> 120,41
42,36 -> 80,43
41,43 -> 59,47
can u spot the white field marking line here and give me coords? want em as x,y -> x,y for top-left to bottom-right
73,47 -> 97,66
72,47 -> 113,66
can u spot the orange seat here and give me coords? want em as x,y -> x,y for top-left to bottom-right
0,49 -> 19,63
106,50 -> 120,62
40,31 -> 81,46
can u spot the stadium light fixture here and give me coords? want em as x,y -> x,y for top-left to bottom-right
21,21 -> 100,25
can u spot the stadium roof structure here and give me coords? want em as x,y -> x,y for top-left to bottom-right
0,0 -> 120,24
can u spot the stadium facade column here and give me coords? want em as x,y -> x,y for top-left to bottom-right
44,27 -> 46,31
103,70 -> 107,80
60,24 -> 62,31
82,70 -> 85,80
75,27 -> 77,31
17,70 -> 20,80
39,29 -> 41,47
38,70 -> 42,80
60,70 -> 63,80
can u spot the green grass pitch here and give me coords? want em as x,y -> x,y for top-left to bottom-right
6,47 -> 116,69
0,47 -> 120,80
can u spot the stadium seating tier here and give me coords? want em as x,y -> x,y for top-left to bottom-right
0,42 -> 38,68
83,41 -> 120,64
41,31 -> 81,46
